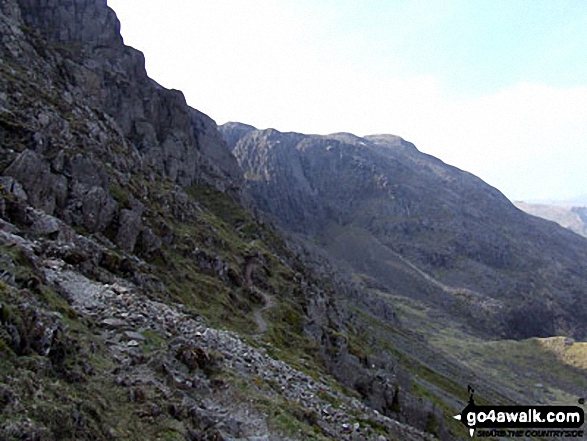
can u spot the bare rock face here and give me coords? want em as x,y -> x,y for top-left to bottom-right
190,109 -> 243,195
18,0 -> 123,49
219,121 -> 257,153
116,199 -> 144,252
14,0 -> 242,194
1,0 -> 243,253
4,149 -> 68,215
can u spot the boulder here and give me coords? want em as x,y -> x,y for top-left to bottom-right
4,150 -> 67,215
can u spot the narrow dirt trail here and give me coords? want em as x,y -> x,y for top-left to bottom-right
252,287 -> 275,334
245,257 -> 275,334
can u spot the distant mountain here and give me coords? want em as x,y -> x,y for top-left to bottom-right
514,201 -> 587,238
221,122 -> 587,340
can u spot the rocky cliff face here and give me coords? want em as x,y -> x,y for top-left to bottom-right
222,123 -> 587,340
1,0 -> 242,252
12,0 -> 242,187
0,1 -> 452,440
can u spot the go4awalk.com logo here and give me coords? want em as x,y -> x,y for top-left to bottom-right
454,386 -> 585,438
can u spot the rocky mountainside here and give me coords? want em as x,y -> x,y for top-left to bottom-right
514,201 -> 587,238
4,1 -> 587,440
0,1 -> 467,440
222,123 -> 587,340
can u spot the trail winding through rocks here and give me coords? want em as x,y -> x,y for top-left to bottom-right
245,256 -> 276,334
0,223 -> 434,440
253,287 -> 275,334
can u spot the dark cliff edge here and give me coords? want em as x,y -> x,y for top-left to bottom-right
0,1 -> 458,440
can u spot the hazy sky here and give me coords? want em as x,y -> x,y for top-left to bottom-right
107,0 -> 587,202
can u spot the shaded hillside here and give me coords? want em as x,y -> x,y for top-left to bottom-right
222,122 -> 587,340
0,1 -> 456,439
514,201 -> 587,238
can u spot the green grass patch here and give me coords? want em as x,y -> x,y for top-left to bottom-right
186,184 -> 251,227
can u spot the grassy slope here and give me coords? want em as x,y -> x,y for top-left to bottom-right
389,293 -> 587,412
337,281 -> 587,441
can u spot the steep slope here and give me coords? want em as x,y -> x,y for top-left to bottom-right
0,1 -> 454,440
514,201 -> 587,238
222,123 -> 587,340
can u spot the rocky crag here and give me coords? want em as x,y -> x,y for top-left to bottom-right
0,1 -> 457,439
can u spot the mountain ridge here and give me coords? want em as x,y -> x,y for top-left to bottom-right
221,122 -> 587,340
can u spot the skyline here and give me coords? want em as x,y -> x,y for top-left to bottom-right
107,0 -> 587,202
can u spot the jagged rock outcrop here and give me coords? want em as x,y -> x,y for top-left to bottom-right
18,0 -> 123,49
222,124 -> 587,340
1,0 -> 242,254
219,121 -> 257,156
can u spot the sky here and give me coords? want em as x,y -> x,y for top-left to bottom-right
107,0 -> 587,202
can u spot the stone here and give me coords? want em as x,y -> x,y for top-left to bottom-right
18,0 -> 123,50
81,186 -> 118,233
190,108 -> 243,192
68,154 -> 109,189
100,318 -> 126,330
135,227 -> 161,255
31,213 -> 61,236
115,200 -> 144,252
0,177 -> 28,200
4,150 -> 67,214
124,331 -> 145,342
